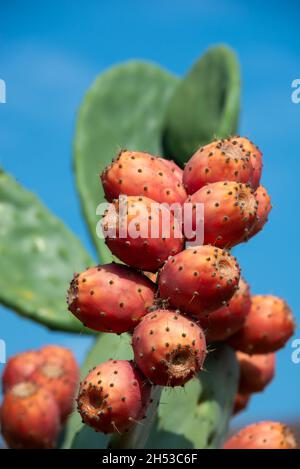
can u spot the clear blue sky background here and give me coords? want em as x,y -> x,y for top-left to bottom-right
0,0 -> 299,428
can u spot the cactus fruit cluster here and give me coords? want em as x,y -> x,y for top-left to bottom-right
1,345 -> 79,448
0,50 -> 297,452
68,138 -> 297,447
0,135 -> 296,449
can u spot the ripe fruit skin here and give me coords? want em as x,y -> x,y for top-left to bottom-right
158,246 -> 240,317
102,196 -> 184,272
2,351 -> 44,393
229,295 -> 295,354
237,351 -> 275,394
233,392 -> 251,415
186,181 -> 258,248
224,421 -> 297,449
249,185 -> 272,238
158,158 -> 183,184
183,137 -> 255,194
77,360 -> 151,434
132,309 -> 206,387
68,264 -> 155,333
32,346 -> 79,422
240,137 -> 263,190
199,277 -> 251,342
1,382 -> 60,449
101,150 -> 187,205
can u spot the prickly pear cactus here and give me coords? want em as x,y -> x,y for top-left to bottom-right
0,45 -> 241,449
74,61 -> 179,262
0,171 -> 93,333
163,45 -> 240,163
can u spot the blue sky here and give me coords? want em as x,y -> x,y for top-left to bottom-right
0,0 -> 299,427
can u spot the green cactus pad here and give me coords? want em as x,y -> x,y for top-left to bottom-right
0,171 -> 93,333
74,61 -> 179,262
163,45 -> 240,163
146,345 -> 239,449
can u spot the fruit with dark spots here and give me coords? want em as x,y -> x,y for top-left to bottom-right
240,137 -> 263,190
183,136 -> 255,194
158,158 -> 183,184
237,351 -> 275,394
101,196 -> 184,272
199,277 -> 251,342
158,246 -> 240,317
229,295 -> 295,354
249,185 -> 272,238
67,263 -> 156,333
224,421 -> 297,449
77,360 -> 151,434
101,150 -> 187,205
132,309 -> 206,386
186,181 -> 258,248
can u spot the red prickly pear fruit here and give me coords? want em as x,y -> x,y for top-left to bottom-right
236,351 -> 275,394
248,185 -> 272,238
2,350 -> 44,393
40,344 -> 78,373
101,150 -> 187,205
233,392 -> 251,415
186,181 -> 258,248
102,196 -> 184,272
31,346 -> 79,423
158,246 -> 240,317
240,137 -> 263,190
183,136 -> 255,195
67,264 -> 155,333
229,295 -> 295,354
132,309 -> 206,387
158,158 -> 183,184
0,382 -> 60,449
223,421 -> 297,449
77,360 -> 151,434
199,278 -> 251,342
